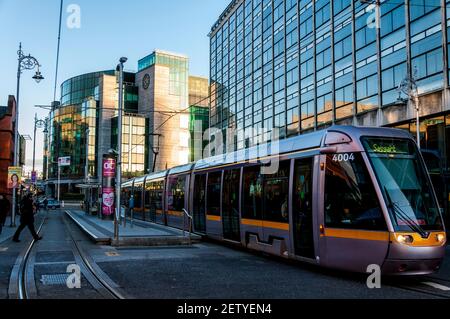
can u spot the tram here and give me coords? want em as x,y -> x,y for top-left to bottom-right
121,126 -> 447,275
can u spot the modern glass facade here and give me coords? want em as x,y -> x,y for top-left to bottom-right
138,51 -> 189,98
137,50 -> 191,171
111,114 -> 147,179
210,0 -> 450,221
48,71 -> 139,182
188,76 -> 210,162
210,0 -> 449,146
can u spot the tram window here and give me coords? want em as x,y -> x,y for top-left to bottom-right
223,169 -> 240,215
146,180 -> 164,211
144,184 -> 150,211
121,187 -> 131,206
242,166 -> 263,220
193,174 -> 207,231
207,172 -> 222,216
294,158 -> 313,219
167,175 -> 186,212
263,161 -> 290,223
134,183 -> 143,209
324,153 -> 387,231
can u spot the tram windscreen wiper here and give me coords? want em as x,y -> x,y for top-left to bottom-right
384,187 -> 429,238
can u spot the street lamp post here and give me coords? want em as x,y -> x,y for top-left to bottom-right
85,128 -> 90,183
148,133 -> 162,173
114,57 -> 127,242
85,128 -> 91,213
32,114 -> 47,179
398,68 -> 421,149
11,43 -> 44,227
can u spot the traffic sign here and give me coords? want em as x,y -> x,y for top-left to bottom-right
58,156 -> 71,167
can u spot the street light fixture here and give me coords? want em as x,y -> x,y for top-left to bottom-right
114,57 -> 127,243
32,114 -> 47,181
11,43 -> 44,227
397,68 -> 421,149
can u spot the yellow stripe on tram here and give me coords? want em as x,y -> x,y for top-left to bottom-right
324,228 -> 390,242
241,219 -> 289,231
207,215 -> 222,222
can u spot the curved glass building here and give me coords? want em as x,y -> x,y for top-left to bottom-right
46,70 -> 139,195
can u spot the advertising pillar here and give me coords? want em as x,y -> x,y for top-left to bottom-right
102,155 -> 116,220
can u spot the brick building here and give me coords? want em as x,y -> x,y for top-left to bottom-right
0,95 -> 17,212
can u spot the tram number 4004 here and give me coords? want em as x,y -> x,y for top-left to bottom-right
332,153 -> 355,162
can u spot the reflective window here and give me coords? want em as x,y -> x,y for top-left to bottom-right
193,174 -> 207,232
207,172 -> 222,216
167,175 -> 186,212
325,153 -> 387,230
363,137 -> 443,231
263,161 -> 290,223
242,166 -> 263,220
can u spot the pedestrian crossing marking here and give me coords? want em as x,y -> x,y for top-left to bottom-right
422,282 -> 450,291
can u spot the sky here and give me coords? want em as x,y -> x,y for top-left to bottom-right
0,0 -> 230,176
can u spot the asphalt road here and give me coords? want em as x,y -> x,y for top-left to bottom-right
1,210 -> 450,299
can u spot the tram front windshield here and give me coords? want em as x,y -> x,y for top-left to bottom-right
362,137 -> 444,232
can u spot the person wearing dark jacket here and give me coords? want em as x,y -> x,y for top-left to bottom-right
0,194 -> 10,235
12,193 -> 42,242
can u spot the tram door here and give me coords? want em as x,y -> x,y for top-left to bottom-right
193,174 -> 207,233
222,169 -> 241,242
292,158 -> 315,259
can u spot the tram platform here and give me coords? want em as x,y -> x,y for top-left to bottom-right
65,210 -> 201,247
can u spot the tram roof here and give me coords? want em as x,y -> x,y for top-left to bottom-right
122,126 -> 413,185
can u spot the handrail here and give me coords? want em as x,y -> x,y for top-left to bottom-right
182,208 -> 193,245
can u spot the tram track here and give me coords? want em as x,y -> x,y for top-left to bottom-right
8,211 -> 125,300
11,216 -> 47,299
387,277 -> 450,299
61,215 -> 126,299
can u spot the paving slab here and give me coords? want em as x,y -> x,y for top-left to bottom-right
0,217 -> 17,245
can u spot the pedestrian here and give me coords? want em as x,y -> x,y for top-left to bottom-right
129,195 -> 135,217
12,193 -> 42,242
0,194 -> 10,235
33,195 -> 40,214
43,197 -> 48,211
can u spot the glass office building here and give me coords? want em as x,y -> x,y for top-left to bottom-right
111,114 -> 147,179
189,76 -> 210,162
47,70 -> 139,191
210,0 -> 450,219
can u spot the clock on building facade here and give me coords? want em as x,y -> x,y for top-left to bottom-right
142,73 -> 150,90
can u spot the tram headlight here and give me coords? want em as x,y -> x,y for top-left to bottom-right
397,234 -> 414,245
436,234 -> 446,244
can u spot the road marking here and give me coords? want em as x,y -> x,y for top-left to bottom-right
0,247 -> 8,252
422,282 -> 450,291
105,252 -> 120,257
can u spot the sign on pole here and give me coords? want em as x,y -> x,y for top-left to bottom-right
102,156 -> 116,219
58,156 -> 71,166
7,167 -> 22,189
31,171 -> 37,183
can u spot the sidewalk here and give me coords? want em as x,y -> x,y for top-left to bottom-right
0,214 -> 46,245
0,217 -> 17,244
65,210 -> 201,247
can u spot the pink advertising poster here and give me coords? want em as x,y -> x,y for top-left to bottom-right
103,158 -> 116,177
102,187 -> 115,216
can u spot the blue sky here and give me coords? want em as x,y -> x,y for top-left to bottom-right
0,0 -> 229,174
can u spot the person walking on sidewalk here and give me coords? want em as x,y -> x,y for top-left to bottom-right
13,193 -> 42,243
43,197 -> 48,211
0,194 -> 10,235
